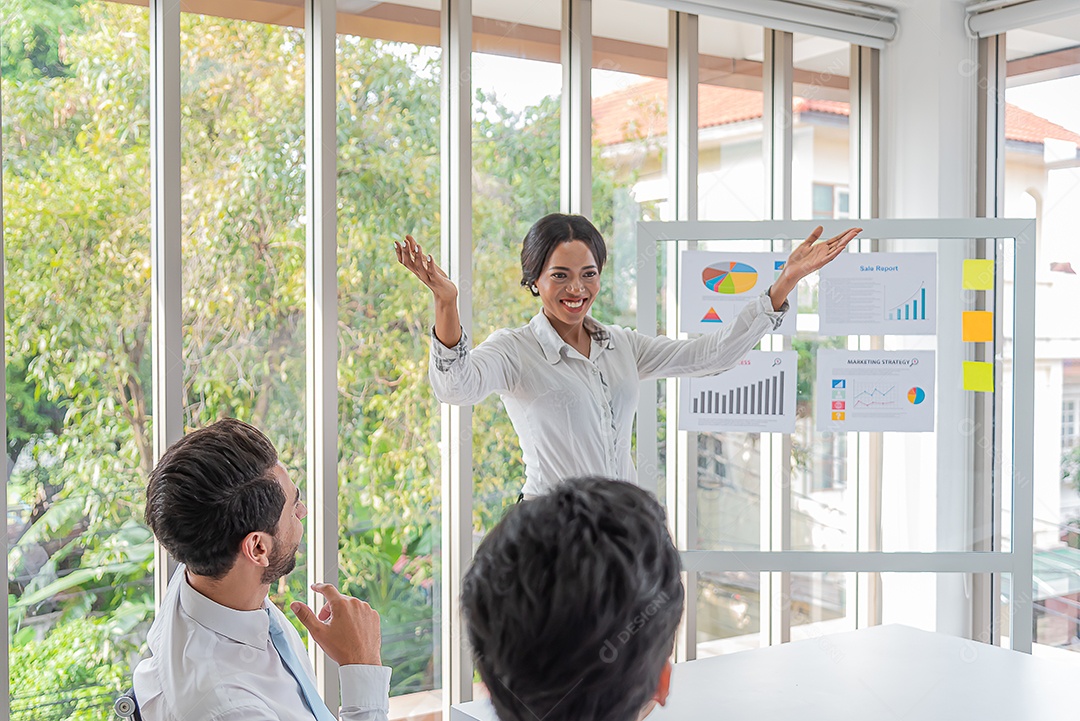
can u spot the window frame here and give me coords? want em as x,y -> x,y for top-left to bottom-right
0,1 -> 912,717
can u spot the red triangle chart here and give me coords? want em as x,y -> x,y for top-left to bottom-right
702,307 -> 723,323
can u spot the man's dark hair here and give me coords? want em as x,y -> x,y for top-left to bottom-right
520,213 -> 608,296
145,418 -> 284,579
462,477 -> 683,721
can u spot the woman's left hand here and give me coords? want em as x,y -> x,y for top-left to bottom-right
769,225 -> 861,310
783,225 -> 861,281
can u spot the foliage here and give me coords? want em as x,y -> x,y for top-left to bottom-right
9,614 -> 144,720
1061,445 -> 1080,495
1,0 -> 85,80
3,0 -> 625,710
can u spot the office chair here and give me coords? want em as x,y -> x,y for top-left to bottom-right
114,688 -> 142,720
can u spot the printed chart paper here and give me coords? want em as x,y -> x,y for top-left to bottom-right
816,350 -> 935,432
680,251 -> 796,335
679,351 -> 798,433
818,253 -> 937,336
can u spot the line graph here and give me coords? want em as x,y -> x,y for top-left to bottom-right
817,350 -> 936,432
852,382 -> 897,407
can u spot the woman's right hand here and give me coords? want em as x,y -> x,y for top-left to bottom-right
395,235 -> 458,301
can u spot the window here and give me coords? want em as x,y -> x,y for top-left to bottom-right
812,183 -> 850,219
592,0 -> 669,329
470,1 -> 562,534
335,3 -> 443,702
180,5 -> 310,625
1063,399 -> 1077,451
1004,25 -> 1080,652
4,2 -> 152,718
1,0 -> 948,714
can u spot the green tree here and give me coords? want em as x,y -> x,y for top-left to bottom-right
5,1 -> 629,710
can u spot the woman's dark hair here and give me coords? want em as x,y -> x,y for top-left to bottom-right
462,477 -> 684,721
144,418 -> 285,579
520,213 -> 608,297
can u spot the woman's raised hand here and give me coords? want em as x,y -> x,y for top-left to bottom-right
395,235 -> 458,301
768,225 -> 861,311
782,225 -> 862,283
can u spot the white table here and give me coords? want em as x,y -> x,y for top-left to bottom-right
450,624 -> 1080,720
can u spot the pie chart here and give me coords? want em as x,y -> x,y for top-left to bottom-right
907,387 -> 925,405
702,262 -> 758,294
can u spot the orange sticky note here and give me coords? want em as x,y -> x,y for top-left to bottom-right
963,259 -> 994,290
963,361 -> 994,392
962,311 -> 993,342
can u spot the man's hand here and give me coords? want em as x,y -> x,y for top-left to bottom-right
291,583 -> 382,667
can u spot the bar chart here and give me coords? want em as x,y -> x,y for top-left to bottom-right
680,351 -> 798,433
691,371 -> 786,417
887,284 -> 928,321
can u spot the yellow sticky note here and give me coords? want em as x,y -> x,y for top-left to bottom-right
963,259 -> 994,290
962,311 -> 993,342
963,361 -> 994,392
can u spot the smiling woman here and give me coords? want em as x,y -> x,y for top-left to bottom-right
395,213 -> 860,499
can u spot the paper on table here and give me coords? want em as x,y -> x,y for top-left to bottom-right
962,311 -> 993,342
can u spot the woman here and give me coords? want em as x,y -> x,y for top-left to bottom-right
395,213 -> 860,498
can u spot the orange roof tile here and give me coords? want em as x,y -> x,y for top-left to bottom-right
1004,103 -> 1080,145
593,80 -> 1080,148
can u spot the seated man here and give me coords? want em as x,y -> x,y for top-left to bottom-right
461,477 -> 683,721
134,418 -> 390,721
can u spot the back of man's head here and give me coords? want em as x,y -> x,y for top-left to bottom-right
145,418 -> 282,579
462,477 -> 683,721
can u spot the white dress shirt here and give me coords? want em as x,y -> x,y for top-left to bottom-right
133,567 -> 391,721
430,291 -> 787,496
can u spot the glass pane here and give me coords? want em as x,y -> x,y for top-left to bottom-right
336,4 -> 443,702
592,0 -> 669,497
688,237 -> 773,553
1004,47 -> 1080,653
591,0 -> 668,329
687,16 -> 768,520
699,16 -> 766,222
1030,549 -> 1080,648
788,35 -> 855,555
789,572 -> 853,637
180,10 -> 308,622
881,573 -> 1005,644
470,6 -> 561,533
4,2 -> 152,717
697,571 -> 761,656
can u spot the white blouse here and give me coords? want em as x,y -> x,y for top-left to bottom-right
430,292 -> 787,496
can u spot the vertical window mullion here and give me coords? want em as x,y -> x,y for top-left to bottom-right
305,0 -> 340,703
441,0 -> 474,710
561,0 -> 592,217
150,0 -> 184,609
972,33 -> 1005,647
668,9 -> 698,663
850,43 -> 883,632
761,27 -> 794,647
